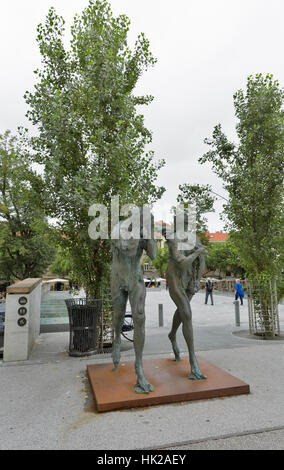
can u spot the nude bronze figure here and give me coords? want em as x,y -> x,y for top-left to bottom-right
110,211 -> 157,394
165,227 -> 207,380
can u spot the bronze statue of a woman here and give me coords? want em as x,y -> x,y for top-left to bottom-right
165,230 -> 207,380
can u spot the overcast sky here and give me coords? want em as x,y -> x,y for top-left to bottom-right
1,0 -> 283,230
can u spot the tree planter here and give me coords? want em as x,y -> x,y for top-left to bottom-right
247,279 -> 280,337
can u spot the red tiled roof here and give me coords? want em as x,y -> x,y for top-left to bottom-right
205,231 -> 228,242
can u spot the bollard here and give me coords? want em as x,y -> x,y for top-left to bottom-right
158,304 -> 163,327
234,300 -> 240,326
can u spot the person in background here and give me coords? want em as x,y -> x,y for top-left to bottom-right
235,279 -> 245,305
205,278 -> 214,305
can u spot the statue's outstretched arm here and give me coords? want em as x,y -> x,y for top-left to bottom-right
182,247 -> 207,268
146,239 -> 158,261
168,240 -> 186,263
197,253 -> 206,280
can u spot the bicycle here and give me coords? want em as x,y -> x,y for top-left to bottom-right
121,311 -> 134,342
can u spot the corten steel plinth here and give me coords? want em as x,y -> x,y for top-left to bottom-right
87,356 -> 250,412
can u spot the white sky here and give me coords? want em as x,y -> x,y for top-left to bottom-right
1,0 -> 283,230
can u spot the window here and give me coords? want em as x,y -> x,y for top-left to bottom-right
144,263 -> 149,271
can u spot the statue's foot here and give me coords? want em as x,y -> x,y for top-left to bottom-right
188,368 -> 207,380
168,333 -> 180,362
112,343 -> 121,372
134,376 -> 154,394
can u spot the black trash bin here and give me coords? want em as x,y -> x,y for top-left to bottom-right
0,312 -> 4,358
65,298 -> 102,357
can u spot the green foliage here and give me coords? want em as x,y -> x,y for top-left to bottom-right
177,183 -> 216,235
0,131 -> 56,281
49,246 -> 74,279
150,245 -> 169,276
199,74 -> 284,277
276,276 -> 284,302
205,241 -> 245,277
25,0 -> 165,297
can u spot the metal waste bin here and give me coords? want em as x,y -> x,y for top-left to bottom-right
65,298 -> 102,357
0,311 -> 4,358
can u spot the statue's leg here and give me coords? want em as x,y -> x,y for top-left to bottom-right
129,282 -> 154,394
172,292 -> 206,380
111,288 -> 127,372
168,309 -> 182,361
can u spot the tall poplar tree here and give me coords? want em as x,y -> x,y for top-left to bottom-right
25,0 -> 165,296
199,74 -> 284,335
199,74 -> 283,277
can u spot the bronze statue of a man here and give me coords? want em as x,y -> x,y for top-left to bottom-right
165,224 -> 207,380
111,211 -> 157,394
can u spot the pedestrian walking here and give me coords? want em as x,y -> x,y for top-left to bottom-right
205,278 -> 214,305
235,279 -> 245,305
166,280 -> 168,291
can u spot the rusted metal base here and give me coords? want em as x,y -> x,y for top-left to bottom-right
87,356 -> 250,412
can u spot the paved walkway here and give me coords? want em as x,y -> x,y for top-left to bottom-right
0,290 -> 283,450
165,428 -> 284,450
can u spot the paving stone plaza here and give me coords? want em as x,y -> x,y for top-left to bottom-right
0,289 -> 283,450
